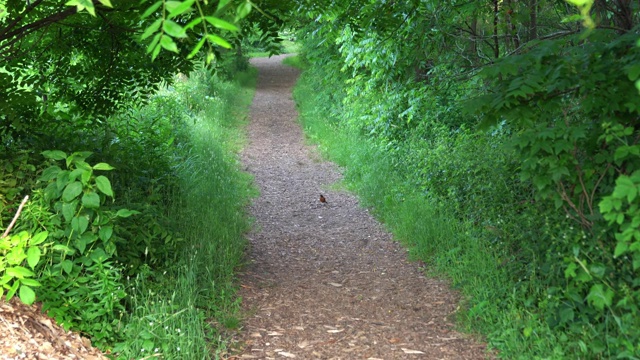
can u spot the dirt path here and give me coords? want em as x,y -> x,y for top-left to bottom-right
231,55 -> 491,359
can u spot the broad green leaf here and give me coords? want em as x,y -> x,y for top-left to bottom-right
61,259 -> 73,274
160,35 -> 179,53
167,0 -> 195,19
26,247 -> 41,270
163,20 -> 186,38
52,244 -> 75,255
71,215 -> 89,234
6,266 -> 35,279
30,231 -> 48,246
164,1 -> 183,14
39,166 -> 62,181
614,241 -> 628,258
586,284 -> 613,310
19,278 -> 41,287
6,247 -> 26,265
235,1 -> 252,20
142,18 -> 162,40
62,201 -> 76,222
206,34 -> 232,49
99,226 -> 113,241
90,248 -> 108,263
62,181 -> 83,202
93,162 -> 115,171
204,17 -> 239,31
95,176 -> 114,197
82,192 -> 100,208
116,209 -> 140,218
98,0 -> 113,7
42,150 -> 67,161
141,1 -> 162,18
19,285 -> 36,305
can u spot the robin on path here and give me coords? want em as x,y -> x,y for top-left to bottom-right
319,194 -> 327,204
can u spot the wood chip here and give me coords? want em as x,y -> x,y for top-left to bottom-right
277,351 -> 297,358
401,348 -> 426,354
328,282 -> 343,287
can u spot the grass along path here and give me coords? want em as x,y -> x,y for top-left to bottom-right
229,55 -> 492,359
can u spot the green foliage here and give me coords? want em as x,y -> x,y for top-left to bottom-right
0,230 -> 48,305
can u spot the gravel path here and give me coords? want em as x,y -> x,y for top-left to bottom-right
230,55 -> 491,359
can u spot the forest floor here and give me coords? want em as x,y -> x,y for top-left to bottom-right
227,55 -> 493,359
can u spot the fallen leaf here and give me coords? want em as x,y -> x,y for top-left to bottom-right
297,340 -> 309,348
388,337 -> 402,344
401,348 -> 425,354
250,332 -> 262,337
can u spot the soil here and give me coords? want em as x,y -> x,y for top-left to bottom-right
228,55 -> 493,359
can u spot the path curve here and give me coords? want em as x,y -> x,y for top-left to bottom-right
232,55 -> 490,359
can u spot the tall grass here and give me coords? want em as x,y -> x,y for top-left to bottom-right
292,65 -> 564,358
113,67 -> 257,359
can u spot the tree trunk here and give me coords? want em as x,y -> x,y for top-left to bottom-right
493,0 -> 500,58
528,0 -> 537,41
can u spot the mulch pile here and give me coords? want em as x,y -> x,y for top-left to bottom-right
0,297 -> 108,360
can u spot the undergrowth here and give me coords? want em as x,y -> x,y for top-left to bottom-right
291,61 -> 563,358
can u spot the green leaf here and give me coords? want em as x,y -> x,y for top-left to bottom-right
62,201 -> 76,222
42,150 -> 67,161
160,35 -> 179,53
93,162 -> 115,171
62,181 -> 83,202
95,176 -> 114,197
52,244 -> 75,255
30,231 -> 48,246
39,166 -> 62,181
98,0 -> 113,7
187,37 -> 207,59
82,192 -> 100,208
116,209 -> 140,218
20,278 -> 41,287
141,1 -> 162,18
142,18 -> 162,40
235,1 -> 252,20
26,247 -> 41,270
71,216 -> 89,234
19,285 -> 36,305
6,280 -> 19,301
206,34 -> 232,49
61,259 -> 73,274
99,226 -> 113,242
204,17 -> 239,32
612,175 -> 637,201
586,284 -> 614,311
147,33 -> 162,54
167,0 -> 195,19
163,20 -> 187,38
6,266 -> 35,279
217,0 -> 231,11
614,241 -> 628,258
183,17 -> 203,31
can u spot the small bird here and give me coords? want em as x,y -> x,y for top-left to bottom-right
319,194 -> 327,204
